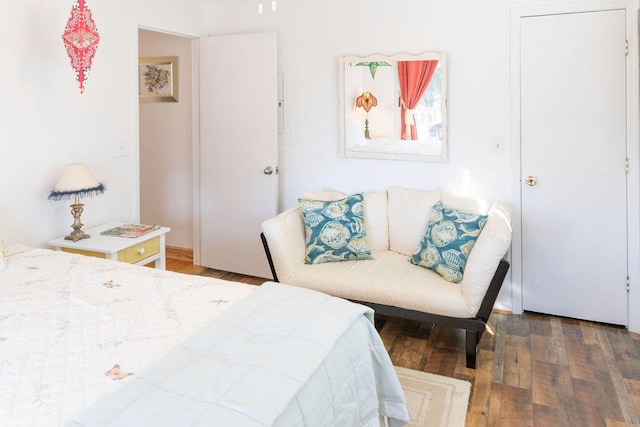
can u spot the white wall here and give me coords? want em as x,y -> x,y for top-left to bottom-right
139,30 -> 193,249
0,0 -> 206,247
206,0 -> 531,204
205,0 -> 538,310
204,0 -> 639,318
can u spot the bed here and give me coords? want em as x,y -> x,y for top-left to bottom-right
0,246 -> 409,426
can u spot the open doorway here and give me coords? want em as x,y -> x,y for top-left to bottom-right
138,29 -> 194,260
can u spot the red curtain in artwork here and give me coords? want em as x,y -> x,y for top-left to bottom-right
398,60 -> 438,140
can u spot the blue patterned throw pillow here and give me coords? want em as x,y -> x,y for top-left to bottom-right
299,193 -> 374,264
410,202 -> 488,283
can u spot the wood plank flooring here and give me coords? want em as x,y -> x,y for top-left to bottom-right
166,258 -> 640,426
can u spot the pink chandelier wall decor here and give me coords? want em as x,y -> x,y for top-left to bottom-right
62,0 -> 100,93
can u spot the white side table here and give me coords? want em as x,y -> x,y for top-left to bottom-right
48,222 -> 171,270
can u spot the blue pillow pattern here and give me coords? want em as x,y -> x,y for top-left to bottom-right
410,202 -> 488,283
299,193 -> 373,264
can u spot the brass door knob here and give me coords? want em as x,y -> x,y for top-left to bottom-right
525,176 -> 537,186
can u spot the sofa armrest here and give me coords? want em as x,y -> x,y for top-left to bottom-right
460,201 -> 512,315
260,205 -> 306,282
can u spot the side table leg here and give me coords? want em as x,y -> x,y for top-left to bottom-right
156,234 -> 167,270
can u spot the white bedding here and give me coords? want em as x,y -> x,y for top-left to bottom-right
0,247 -> 409,426
0,247 -> 254,426
70,282 -> 410,427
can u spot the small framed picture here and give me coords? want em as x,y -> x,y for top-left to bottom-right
138,56 -> 179,102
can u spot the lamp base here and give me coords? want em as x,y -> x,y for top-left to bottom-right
65,230 -> 91,242
65,202 -> 91,242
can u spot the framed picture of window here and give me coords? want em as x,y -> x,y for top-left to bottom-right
339,51 -> 447,162
138,56 -> 179,102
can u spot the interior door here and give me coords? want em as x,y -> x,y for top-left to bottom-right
520,9 -> 628,325
199,32 -> 278,278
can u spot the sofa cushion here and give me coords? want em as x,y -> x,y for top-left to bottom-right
410,202 -> 488,283
299,193 -> 374,264
439,189 -> 492,214
387,186 -> 440,256
302,191 -> 347,201
287,251 -> 474,318
363,192 -> 389,253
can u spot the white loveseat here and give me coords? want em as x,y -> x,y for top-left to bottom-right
260,186 -> 512,368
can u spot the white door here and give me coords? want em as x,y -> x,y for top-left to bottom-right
521,10 -> 628,325
199,32 -> 278,278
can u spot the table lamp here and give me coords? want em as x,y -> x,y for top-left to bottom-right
48,162 -> 105,242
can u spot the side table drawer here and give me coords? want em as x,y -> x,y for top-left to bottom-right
61,248 -> 107,259
117,237 -> 160,264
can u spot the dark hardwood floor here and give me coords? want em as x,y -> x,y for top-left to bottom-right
166,258 -> 640,426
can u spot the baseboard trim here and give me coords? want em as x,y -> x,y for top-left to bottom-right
166,246 -> 193,262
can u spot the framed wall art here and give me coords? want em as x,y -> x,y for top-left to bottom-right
138,56 -> 179,102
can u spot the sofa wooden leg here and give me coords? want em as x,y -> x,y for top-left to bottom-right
466,330 -> 478,369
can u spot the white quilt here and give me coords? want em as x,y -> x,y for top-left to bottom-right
0,247 -> 254,426
69,282 -> 410,427
0,248 -> 409,426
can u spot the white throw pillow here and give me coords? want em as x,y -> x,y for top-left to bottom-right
387,186 -> 440,256
363,191 -> 389,252
302,191 -> 347,201
439,188 -> 492,215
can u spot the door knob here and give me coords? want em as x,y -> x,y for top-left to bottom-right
263,166 -> 274,175
525,176 -> 537,186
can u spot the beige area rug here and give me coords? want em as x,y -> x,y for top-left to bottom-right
394,366 -> 470,427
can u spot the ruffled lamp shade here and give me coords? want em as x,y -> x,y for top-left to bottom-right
49,163 -> 105,241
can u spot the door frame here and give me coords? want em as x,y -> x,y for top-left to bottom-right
509,0 -> 640,331
134,23 -> 280,271
133,19 -> 205,265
